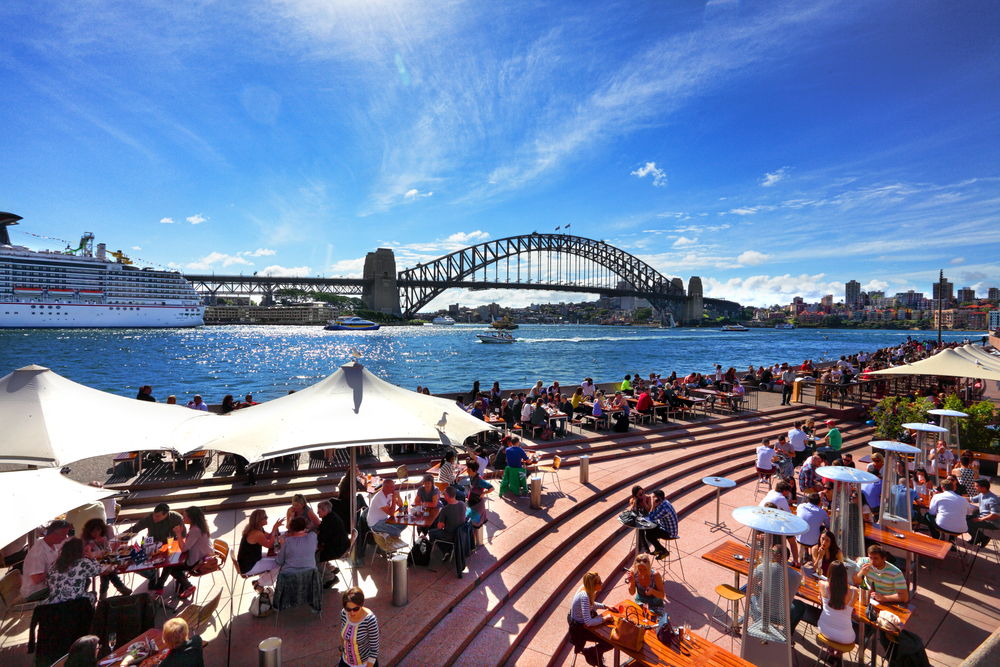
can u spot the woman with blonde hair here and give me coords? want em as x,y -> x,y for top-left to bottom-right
121,618 -> 203,666
236,509 -> 283,579
568,571 -> 611,666
626,553 -> 665,617
286,493 -> 320,530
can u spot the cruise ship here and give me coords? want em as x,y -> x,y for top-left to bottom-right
1,214 -> 204,328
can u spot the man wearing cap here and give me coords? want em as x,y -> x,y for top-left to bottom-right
816,419 -> 843,464
21,520 -> 71,601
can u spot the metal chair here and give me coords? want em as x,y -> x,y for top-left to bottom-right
536,456 -> 563,494
396,465 -> 409,481
657,536 -> 685,581
938,528 -> 971,571
754,466 -> 775,501
710,583 -> 744,651
0,569 -> 41,624
813,632 -> 857,667
175,589 -> 226,639
370,532 -> 409,575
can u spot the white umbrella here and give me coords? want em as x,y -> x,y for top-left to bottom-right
175,361 -> 495,462
0,468 -> 115,548
960,345 -> 1000,370
0,365 -> 217,467
866,349 -> 1000,382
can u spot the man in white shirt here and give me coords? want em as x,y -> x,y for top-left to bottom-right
788,421 -> 809,466
21,520 -> 71,601
756,438 -> 776,472
927,478 -> 971,541
780,364 -> 796,405
581,378 -> 595,398
367,479 -> 404,537
759,480 -> 800,565
187,395 -> 208,411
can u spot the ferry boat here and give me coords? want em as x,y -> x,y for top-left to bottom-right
1,214 -> 204,328
721,324 -> 749,332
432,316 -> 456,325
325,316 -> 380,331
775,323 -> 795,330
477,332 -> 516,344
491,316 -> 518,330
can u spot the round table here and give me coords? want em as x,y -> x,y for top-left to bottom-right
703,476 -> 736,532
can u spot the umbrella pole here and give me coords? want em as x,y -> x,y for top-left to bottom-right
351,446 -> 358,586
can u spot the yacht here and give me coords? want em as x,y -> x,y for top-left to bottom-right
325,316 -> 380,331
432,316 -> 456,325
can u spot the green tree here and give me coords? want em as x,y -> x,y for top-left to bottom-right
634,307 -> 652,322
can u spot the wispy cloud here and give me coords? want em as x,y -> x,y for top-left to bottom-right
185,252 -> 252,271
404,189 -> 433,200
187,214 -> 207,225
160,217 -> 174,224
241,248 -> 276,257
261,264 -> 313,277
761,167 -> 790,187
950,257 -> 965,265
631,162 -> 667,187
737,250 -> 772,266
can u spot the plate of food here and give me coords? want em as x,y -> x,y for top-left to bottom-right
126,641 -> 149,660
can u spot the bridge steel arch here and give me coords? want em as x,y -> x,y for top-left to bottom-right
396,234 -> 684,318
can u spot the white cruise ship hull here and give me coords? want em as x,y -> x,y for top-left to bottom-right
0,301 -> 204,328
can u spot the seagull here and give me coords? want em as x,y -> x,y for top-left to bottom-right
436,413 -> 448,430
351,348 -> 362,359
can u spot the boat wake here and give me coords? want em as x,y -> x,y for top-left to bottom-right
524,335 -> 666,343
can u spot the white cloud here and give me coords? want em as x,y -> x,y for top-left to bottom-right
404,189 -> 433,199
383,231 -> 493,266
167,262 -> 181,269
702,273 -> 845,307
736,250 -> 772,266
185,252 -> 253,271
240,248 -> 277,257
329,258 -> 366,278
132,246 -> 141,250
187,213 -> 207,225
631,162 -> 667,187
672,236 -> 698,248
728,206 -> 774,216
261,264 -> 313,277
950,257 -> 965,265
761,167 -> 790,187
863,280 -> 890,292
160,217 -> 174,224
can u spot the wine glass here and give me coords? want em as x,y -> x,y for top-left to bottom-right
108,632 -> 117,653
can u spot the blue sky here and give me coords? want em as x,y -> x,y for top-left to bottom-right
2,0 -> 997,309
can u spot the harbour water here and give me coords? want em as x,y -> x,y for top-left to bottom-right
0,325 -> 979,403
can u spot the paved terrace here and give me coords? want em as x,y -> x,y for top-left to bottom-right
1,390 -> 997,666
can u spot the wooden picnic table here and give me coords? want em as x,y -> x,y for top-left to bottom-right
426,462 -> 469,480
702,540 -> 913,667
114,451 -> 142,475
691,388 -> 740,414
51,629 -> 163,667
173,449 -> 209,471
588,599 -> 754,667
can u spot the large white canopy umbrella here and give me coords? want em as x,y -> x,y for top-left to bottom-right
867,349 -> 1000,382
174,360 -> 496,462
0,468 -> 115,549
0,365 -> 217,467
959,345 -> 1000,370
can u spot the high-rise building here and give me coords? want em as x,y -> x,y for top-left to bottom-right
845,280 -> 861,308
989,310 -> 1000,331
989,287 -> 1000,300
957,287 -> 976,303
820,294 -> 834,308
894,290 -> 923,307
932,278 -> 954,302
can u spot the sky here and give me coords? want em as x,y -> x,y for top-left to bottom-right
1,0 -> 998,310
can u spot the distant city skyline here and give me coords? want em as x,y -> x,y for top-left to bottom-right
2,1 -> 997,309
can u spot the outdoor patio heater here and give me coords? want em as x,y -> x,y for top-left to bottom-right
872,441 -> 921,533
734,506 -> 808,667
928,408 -> 968,476
902,422 -> 950,482
815,466 -> 878,570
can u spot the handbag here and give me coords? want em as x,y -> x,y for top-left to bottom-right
250,587 -> 274,618
655,613 -> 674,645
618,510 -> 638,527
610,605 -> 645,652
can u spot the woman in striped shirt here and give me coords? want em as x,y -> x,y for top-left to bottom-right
340,587 -> 379,667
568,571 -> 611,666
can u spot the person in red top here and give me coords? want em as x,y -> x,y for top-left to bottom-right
635,389 -> 654,418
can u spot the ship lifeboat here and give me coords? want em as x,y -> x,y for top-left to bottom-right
79,289 -> 104,298
13,286 -> 43,295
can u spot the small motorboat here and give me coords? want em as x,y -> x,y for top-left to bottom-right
325,316 -> 380,331
477,332 -> 516,344
432,316 -> 456,325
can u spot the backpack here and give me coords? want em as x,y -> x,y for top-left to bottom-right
540,427 -> 555,441
613,414 -> 629,433
408,536 -> 432,567
250,587 -> 274,617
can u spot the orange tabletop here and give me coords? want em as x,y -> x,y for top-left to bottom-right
387,507 -> 438,529
701,540 -> 912,628
864,523 -> 951,560
588,600 -> 755,667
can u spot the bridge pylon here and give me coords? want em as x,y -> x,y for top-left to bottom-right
362,249 -> 402,316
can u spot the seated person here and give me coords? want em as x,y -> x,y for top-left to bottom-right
80,518 -> 131,599
520,397 -> 534,426
237,509 -> 284,578
748,542 -> 802,627
626,553 -> 665,617
498,436 -> 530,497
640,490 -> 678,559
316,500 -> 350,588
286,494 -> 321,532
810,528 -> 845,577
755,438 -> 776,472
367,479 -> 404,537
791,560 -> 856,643
415,474 -> 442,508
45,537 -> 101,605
590,392 -> 607,429
635,389 -> 654,417
728,382 -> 745,410
852,544 -> 908,604
798,455 -> 825,494
121,618 -> 202,667
277,517 -> 319,574
20,520 -> 71,602
437,450 -> 467,501
925,478 -> 970,540
129,503 -> 185,584
465,460 -> 494,508
501,399 -> 515,426
530,398 -> 548,431
969,479 -> 1000,548
628,485 -> 653,515
159,506 -> 214,599
568,572 -> 612,666
795,492 -> 830,553
428,487 -> 467,546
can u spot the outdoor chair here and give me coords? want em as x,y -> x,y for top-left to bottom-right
938,528 -> 970,571
656,536 -> 685,581
754,466 -> 775,501
272,568 -> 322,624
396,464 -> 408,481
0,569 -> 41,624
186,539 -> 229,604
175,589 -> 226,640
710,583 -> 744,652
814,632 -> 857,667
536,455 -> 563,494
370,532 -> 409,576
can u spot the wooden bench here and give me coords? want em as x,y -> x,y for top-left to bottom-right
113,451 -> 140,475
580,415 -> 604,431
174,450 -> 209,471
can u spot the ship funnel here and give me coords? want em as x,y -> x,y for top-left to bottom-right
97,243 -> 107,260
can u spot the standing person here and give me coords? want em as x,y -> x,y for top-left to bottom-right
568,572 -> 612,667
81,518 -> 131,599
339,587 -> 379,667
626,553 -> 665,617
780,363 -> 796,405
136,385 -> 156,402
641,490 -> 678,559
788,421 -> 810,467
21,520 -> 71,601
159,506 -> 213,599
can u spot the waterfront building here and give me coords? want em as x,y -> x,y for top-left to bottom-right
845,280 -> 861,309
989,310 -> 1000,331
932,278 -> 954,302
957,286 -> 976,303
988,287 -> 999,300
204,303 -> 330,325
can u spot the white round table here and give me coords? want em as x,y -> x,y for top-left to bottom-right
703,476 -> 737,532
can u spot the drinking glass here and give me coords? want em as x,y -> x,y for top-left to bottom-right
108,633 -> 117,652
683,622 -> 691,642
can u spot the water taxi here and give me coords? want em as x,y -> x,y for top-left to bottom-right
325,316 -> 380,331
491,316 -> 518,330
477,332 -> 516,344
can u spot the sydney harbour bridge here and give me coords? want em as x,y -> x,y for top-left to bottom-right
184,233 -> 742,322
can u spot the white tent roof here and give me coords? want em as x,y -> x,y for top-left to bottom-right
867,348 -> 1000,382
960,345 -> 1000,369
174,361 -> 495,463
0,468 -> 115,549
0,365 -> 216,467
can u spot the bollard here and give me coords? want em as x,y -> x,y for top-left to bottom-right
530,475 -> 542,509
579,455 -> 590,484
391,553 -> 408,606
474,523 -> 485,549
259,637 -> 282,667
